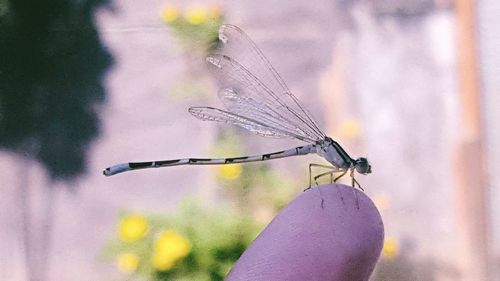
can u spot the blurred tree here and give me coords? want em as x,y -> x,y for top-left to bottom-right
0,0 -> 112,179
0,0 -> 112,280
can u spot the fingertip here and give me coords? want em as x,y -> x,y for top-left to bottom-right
226,184 -> 384,281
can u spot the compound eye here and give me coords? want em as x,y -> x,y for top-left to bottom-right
355,158 -> 371,174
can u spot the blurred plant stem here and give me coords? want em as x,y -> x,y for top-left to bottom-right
17,156 -> 57,281
18,156 -> 34,280
39,180 -> 56,281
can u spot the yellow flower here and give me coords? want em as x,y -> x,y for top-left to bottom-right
382,237 -> 399,259
339,119 -> 360,138
152,230 -> 191,271
218,164 -> 242,180
118,215 -> 148,243
161,5 -> 179,23
155,230 -> 191,260
151,252 -> 175,271
117,252 -> 139,273
185,7 -> 207,25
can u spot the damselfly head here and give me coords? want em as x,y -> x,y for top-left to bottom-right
354,157 -> 372,174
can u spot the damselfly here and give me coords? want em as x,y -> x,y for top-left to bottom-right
103,24 -> 371,191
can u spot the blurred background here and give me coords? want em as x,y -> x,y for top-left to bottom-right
0,0 -> 499,280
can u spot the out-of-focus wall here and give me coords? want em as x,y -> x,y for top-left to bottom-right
478,0 -> 500,280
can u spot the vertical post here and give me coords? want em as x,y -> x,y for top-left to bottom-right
454,0 -> 491,279
477,0 -> 500,279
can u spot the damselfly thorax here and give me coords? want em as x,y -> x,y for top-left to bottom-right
315,137 -> 371,174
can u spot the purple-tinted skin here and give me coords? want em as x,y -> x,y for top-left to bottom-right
226,184 -> 384,281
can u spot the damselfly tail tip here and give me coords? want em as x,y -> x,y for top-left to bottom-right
102,163 -> 130,176
103,167 -> 112,176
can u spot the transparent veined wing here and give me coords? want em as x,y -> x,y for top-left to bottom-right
209,24 -> 325,141
217,88 -> 315,141
189,107 -> 316,142
205,53 -> 323,142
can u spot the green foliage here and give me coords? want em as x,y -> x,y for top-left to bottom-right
0,0 -> 10,19
161,5 -> 224,56
102,200 -> 262,281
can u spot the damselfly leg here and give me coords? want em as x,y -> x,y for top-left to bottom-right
349,168 -> 364,209
307,163 -> 338,190
306,164 -> 366,209
305,164 -> 347,206
306,163 -> 341,208
314,168 -> 346,186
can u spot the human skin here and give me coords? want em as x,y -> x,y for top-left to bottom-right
226,184 -> 384,281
